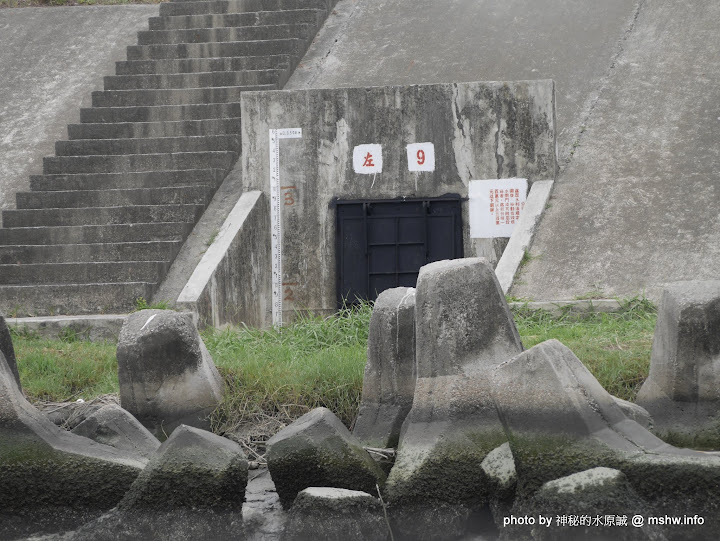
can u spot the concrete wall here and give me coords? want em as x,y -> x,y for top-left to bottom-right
241,81 -> 556,323
176,191 -> 270,329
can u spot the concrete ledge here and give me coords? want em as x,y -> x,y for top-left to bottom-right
177,190 -> 270,328
508,299 -> 623,317
495,180 -> 554,293
6,314 -> 127,342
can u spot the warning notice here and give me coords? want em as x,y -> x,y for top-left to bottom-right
469,178 -> 528,238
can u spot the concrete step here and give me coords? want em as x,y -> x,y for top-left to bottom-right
68,119 -> 241,140
104,69 -> 281,90
159,0 -> 333,17
148,8 -> 324,31
126,38 -> 303,61
16,186 -> 215,210
55,135 -> 240,156
0,261 -> 169,285
30,169 -> 226,191
43,151 -> 237,174
0,283 -> 156,317
91,85 -> 274,107
80,103 -> 243,123
2,204 -> 205,228
116,54 -> 291,75
137,23 -> 315,45
0,241 -> 183,265
0,222 -> 194,246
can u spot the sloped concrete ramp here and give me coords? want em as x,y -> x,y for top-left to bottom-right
511,0 -> 720,300
287,0 -> 638,161
0,5 -> 159,213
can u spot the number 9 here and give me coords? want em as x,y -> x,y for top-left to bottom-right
417,149 -> 425,165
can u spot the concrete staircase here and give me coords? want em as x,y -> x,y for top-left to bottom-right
0,0 -> 335,317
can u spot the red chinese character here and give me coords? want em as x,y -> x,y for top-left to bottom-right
363,153 -> 374,167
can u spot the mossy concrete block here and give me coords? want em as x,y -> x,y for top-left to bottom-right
118,425 -> 248,511
491,339 -> 676,497
636,281 -> 720,448
281,487 -> 386,541
623,453 -> 720,540
385,259 -> 522,539
267,407 -> 386,508
0,315 -> 20,391
52,508 -> 244,541
493,339 -> 720,540
117,309 -> 224,439
0,349 -> 145,514
353,286 -> 416,449
517,468 -> 662,541
72,404 -> 161,460
119,425 -> 248,511
481,442 -> 518,529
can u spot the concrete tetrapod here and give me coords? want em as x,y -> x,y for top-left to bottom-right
57,425 -> 249,541
636,281 -> 720,449
492,339 -> 720,541
353,286 -> 416,449
117,309 -> 224,439
384,258 -> 524,540
0,314 -> 20,390
267,407 -> 386,509
281,487 -> 386,541
514,467 -> 665,541
72,404 -> 161,460
0,348 -> 146,539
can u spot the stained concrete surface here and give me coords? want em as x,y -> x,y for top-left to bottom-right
287,0 -> 639,162
0,5 -> 159,215
512,0 -> 720,300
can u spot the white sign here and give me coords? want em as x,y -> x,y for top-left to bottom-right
269,127 -> 302,327
406,142 -> 435,172
469,178 -> 528,238
353,144 -> 383,174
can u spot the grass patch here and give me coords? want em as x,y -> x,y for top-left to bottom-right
206,303 -> 372,433
511,296 -> 656,401
12,329 -> 118,402
12,297 -> 656,433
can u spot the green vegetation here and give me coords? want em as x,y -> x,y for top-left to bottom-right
513,296 -> 656,401
133,297 -> 171,311
12,297 -> 657,432
12,328 -> 117,401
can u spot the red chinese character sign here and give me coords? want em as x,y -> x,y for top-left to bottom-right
353,144 -> 383,174
469,178 -> 528,238
406,142 -> 435,172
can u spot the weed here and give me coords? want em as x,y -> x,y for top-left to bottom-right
134,297 -> 171,311
14,297 -> 656,434
206,229 -> 220,247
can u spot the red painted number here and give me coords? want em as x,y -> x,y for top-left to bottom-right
417,149 -> 425,165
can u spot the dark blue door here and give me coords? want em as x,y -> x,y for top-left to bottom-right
335,197 -> 463,306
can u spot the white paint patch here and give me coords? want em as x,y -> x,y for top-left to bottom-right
140,314 -> 157,332
406,142 -> 435,172
469,178 -> 528,238
353,144 -> 382,174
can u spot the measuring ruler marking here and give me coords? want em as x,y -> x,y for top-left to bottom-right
269,127 -> 302,327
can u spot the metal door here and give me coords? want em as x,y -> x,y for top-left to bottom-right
335,196 -> 463,305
